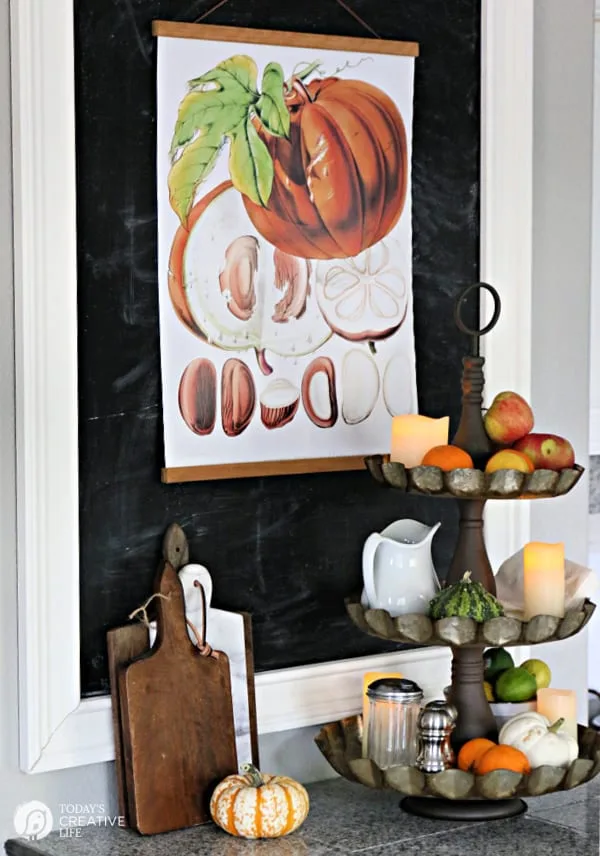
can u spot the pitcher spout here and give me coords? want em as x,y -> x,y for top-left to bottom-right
423,521 -> 442,545
382,518 -> 441,547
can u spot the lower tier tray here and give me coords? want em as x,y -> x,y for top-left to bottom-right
315,716 -> 600,810
346,597 -> 596,647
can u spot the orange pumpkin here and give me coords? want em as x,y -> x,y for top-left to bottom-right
243,76 -> 408,260
474,745 -> 532,776
457,738 -> 496,772
210,764 -> 310,839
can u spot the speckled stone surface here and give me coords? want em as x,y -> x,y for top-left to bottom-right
4,777 -> 600,856
589,456 -> 600,512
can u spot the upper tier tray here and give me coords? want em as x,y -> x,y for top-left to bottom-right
346,595 -> 596,648
365,456 -> 584,500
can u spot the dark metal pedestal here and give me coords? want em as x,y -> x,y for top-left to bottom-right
401,796 -> 527,821
448,645 -> 498,751
447,499 -> 496,593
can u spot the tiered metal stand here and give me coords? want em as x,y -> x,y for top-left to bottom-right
315,283 -> 597,821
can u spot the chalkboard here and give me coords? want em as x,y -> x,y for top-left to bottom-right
75,0 -> 480,697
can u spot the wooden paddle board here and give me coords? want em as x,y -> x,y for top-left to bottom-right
118,561 -> 237,834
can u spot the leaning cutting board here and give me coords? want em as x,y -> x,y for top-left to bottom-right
118,561 -> 238,835
106,622 -> 149,825
150,562 -> 259,767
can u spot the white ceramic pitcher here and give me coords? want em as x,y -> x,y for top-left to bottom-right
362,519 -> 441,616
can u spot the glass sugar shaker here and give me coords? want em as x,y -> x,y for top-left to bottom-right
366,678 -> 424,769
416,700 -> 457,773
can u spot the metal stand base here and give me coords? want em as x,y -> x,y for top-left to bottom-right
401,796 -> 527,821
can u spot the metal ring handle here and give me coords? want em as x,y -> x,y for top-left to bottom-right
454,282 -> 501,356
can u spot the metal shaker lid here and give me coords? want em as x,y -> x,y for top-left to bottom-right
418,700 -> 457,729
367,677 -> 423,703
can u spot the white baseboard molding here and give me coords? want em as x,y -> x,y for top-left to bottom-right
29,647 -> 451,773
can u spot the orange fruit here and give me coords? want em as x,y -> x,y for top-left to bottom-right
421,445 -> 474,471
474,744 -> 531,776
457,738 -> 496,772
484,449 -> 535,474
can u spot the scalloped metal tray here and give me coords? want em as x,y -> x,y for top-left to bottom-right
315,716 -> 600,801
346,596 -> 596,648
365,456 -> 584,500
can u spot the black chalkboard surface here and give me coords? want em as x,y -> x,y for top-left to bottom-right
75,0 -> 480,697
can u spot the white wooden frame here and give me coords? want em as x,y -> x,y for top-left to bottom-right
10,0 -> 534,772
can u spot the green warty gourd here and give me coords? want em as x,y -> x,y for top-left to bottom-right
429,571 -> 504,622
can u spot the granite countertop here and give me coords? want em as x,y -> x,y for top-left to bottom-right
5,777 -> 600,856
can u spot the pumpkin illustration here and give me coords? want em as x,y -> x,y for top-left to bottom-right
243,76 -> 408,260
210,764 -> 310,839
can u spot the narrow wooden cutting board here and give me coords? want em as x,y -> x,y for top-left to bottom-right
118,561 -> 237,835
107,622 -> 149,825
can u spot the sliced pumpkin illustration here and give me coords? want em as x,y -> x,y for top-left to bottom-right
315,238 -> 408,341
168,182 -> 332,373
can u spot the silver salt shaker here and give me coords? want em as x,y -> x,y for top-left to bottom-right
416,700 -> 457,773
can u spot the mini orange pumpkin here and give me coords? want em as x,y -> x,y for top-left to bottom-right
457,738 -> 496,772
474,745 -> 532,776
210,764 -> 310,839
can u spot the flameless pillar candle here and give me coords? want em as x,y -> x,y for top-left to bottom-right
390,415 -> 450,467
537,689 -> 578,740
523,542 -> 565,621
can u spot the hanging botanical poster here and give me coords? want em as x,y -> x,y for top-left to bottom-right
155,21 -> 418,481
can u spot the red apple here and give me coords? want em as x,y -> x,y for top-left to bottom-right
484,391 -> 534,445
513,433 -> 575,470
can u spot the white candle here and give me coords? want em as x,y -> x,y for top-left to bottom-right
390,415 -> 450,467
523,541 -> 565,621
537,689 -> 578,740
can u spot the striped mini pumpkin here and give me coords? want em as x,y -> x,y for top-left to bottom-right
210,764 -> 309,839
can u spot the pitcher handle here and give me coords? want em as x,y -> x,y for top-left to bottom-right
362,533 -> 383,609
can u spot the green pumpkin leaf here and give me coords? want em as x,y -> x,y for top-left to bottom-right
168,124 -> 225,225
188,54 -> 259,98
169,90 -> 252,158
167,55 -> 260,223
255,62 -> 290,138
228,117 -> 274,207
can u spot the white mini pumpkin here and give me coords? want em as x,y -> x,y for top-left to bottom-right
210,764 -> 310,839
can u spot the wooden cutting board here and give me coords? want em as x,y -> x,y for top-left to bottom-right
107,622 -> 149,825
118,560 -> 238,835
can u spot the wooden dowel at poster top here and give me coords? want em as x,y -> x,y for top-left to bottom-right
151,21 -> 419,57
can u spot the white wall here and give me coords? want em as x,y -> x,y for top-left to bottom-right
530,0 -> 594,719
0,0 -> 595,845
0,0 -> 118,842
589,19 -> 600,453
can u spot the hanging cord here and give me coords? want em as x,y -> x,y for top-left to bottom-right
194,0 -> 231,23
334,0 -> 380,38
129,591 -> 170,625
191,579 -> 215,658
194,0 -> 380,38
128,585 -> 216,658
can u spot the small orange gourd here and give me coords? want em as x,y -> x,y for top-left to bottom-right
474,745 -> 531,776
457,738 -> 496,772
210,764 -> 310,839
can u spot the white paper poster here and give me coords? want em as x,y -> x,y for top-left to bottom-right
156,29 -> 417,471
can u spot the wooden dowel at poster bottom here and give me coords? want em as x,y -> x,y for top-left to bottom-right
161,456 -> 369,483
